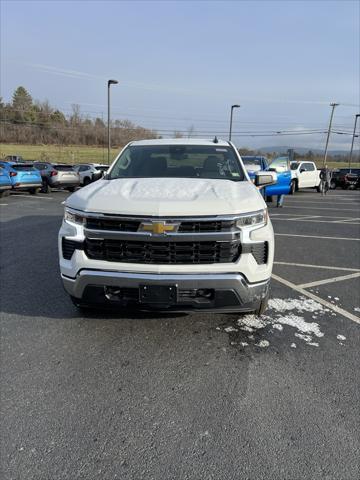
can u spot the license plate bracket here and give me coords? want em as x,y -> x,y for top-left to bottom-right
139,285 -> 177,304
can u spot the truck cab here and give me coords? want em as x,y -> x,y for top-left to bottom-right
290,161 -> 321,191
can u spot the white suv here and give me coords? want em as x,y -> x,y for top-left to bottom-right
59,139 -> 276,314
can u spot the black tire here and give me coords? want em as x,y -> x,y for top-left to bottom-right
70,295 -> 92,312
67,187 -> 76,192
316,185 -> 321,193
330,180 -> 336,190
83,177 -> 91,186
290,180 -> 296,195
254,295 -> 269,316
266,195 -> 274,203
29,187 -> 40,195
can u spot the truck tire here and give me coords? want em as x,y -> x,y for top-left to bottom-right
316,185 -> 321,193
67,187 -> 76,192
330,180 -> 336,190
29,188 -> 40,195
83,177 -> 91,186
290,180 -> 296,195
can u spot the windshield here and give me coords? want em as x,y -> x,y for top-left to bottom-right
241,157 -> 263,171
108,145 -> 244,181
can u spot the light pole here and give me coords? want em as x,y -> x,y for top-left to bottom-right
229,104 -> 240,142
323,102 -> 339,167
349,114 -> 360,172
107,79 -> 118,164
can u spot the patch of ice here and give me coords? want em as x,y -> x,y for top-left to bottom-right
336,334 -> 346,341
257,340 -> 270,348
334,297 -> 339,301
290,343 -> 297,348
308,342 -> 319,347
273,324 -> 283,331
354,307 -> 360,312
240,342 -> 248,347
237,315 -> 268,329
295,332 -> 313,342
240,326 -> 254,332
328,296 -> 332,299
276,314 -> 324,337
224,326 -> 237,333
269,297 -> 325,314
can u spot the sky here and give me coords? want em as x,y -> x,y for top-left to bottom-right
1,0 -> 359,151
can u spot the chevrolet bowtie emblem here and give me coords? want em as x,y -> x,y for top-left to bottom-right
139,221 -> 180,235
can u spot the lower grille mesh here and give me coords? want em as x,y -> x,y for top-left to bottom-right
85,238 -> 241,264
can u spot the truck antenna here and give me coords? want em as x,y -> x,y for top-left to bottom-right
213,136 -> 218,144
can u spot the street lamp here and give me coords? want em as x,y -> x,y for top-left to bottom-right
229,104 -> 240,142
107,79 -> 118,164
323,102 -> 339,167
349,114 -> 360,172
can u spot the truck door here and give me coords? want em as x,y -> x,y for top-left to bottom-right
299,162 -> 316,187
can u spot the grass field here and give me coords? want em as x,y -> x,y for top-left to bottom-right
0,143 -> 359,169
0,144 -> 119,164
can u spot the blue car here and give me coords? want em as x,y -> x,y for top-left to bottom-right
0,165 -> 12,198
0,161 -> 42,194
241,155 -> 292,198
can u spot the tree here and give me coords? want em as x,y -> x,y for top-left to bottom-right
11,86 -> 33,123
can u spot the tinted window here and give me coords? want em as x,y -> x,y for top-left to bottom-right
290,162 -> 299,170
53,165 -> 74,171
109,145 -> 244,181
303,163 -> 315,171
12,164 -> 36,171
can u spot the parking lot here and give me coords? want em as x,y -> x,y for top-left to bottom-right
1,189 -> 359,480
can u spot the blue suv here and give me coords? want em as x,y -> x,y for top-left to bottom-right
0,161 -> 42,194
0,165 -> 12,198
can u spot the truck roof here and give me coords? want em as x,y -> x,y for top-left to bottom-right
129,138 -> 231,147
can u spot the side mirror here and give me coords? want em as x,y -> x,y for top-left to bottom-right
255,171 -> 277,188
300,168 -> 306,173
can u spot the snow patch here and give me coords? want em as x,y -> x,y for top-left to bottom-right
257,340 -> 270,348
291,343 -> 297,348
224,326 -> 237,333
269,297 -> 325,314
336,334 -> 346,341
273,324 -> 283,331
237,315 -> 268,329
354,307 -> 360,313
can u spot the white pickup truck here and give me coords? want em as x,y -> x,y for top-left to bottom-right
59,138 -> 277,315
290,161 -> 321,192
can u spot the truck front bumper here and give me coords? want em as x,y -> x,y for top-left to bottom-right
62,270 -> 269,312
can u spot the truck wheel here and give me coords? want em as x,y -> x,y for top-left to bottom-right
83,177 -> 91,186
70,296 -> 92,312
290,180 -> 296,195
330,181 -> 336,190
254,292 -> 269,316
316,185 -> 322,193
67,187 -> 76,192
266,195 -> 274,203
29,188 -> 40,195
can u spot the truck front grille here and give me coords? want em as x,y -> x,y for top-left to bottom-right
85,217 -> 235,233
84,238 -> 241,264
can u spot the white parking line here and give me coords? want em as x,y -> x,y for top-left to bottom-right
275,233 -> 360,241
0,203 -> 8,206
284,205 -> 359,212
298,272 -> 360,289
10,194 -> 54,199
272,273 -> 360,324
274,261 -> 360,272
286,201 -> 360,206
272,218 -> 360,225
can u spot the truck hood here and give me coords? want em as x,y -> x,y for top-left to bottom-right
66,178 -> 265,216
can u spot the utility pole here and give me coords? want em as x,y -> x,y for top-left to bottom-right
323,102 -> 339,167
348,114 -> 360,172
229,104 -> 240,142
107,79 -> 118,164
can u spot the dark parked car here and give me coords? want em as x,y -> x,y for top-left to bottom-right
330,168 -> 360,190
33,161 -> 58,193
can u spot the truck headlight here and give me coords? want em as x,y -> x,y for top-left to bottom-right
64,208 -> 85,225
236,209 -> 267,228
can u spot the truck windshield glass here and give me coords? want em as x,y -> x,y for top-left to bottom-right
108,145 -> 245,181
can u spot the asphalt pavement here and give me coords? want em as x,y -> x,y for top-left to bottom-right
1,189 -> 359,480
